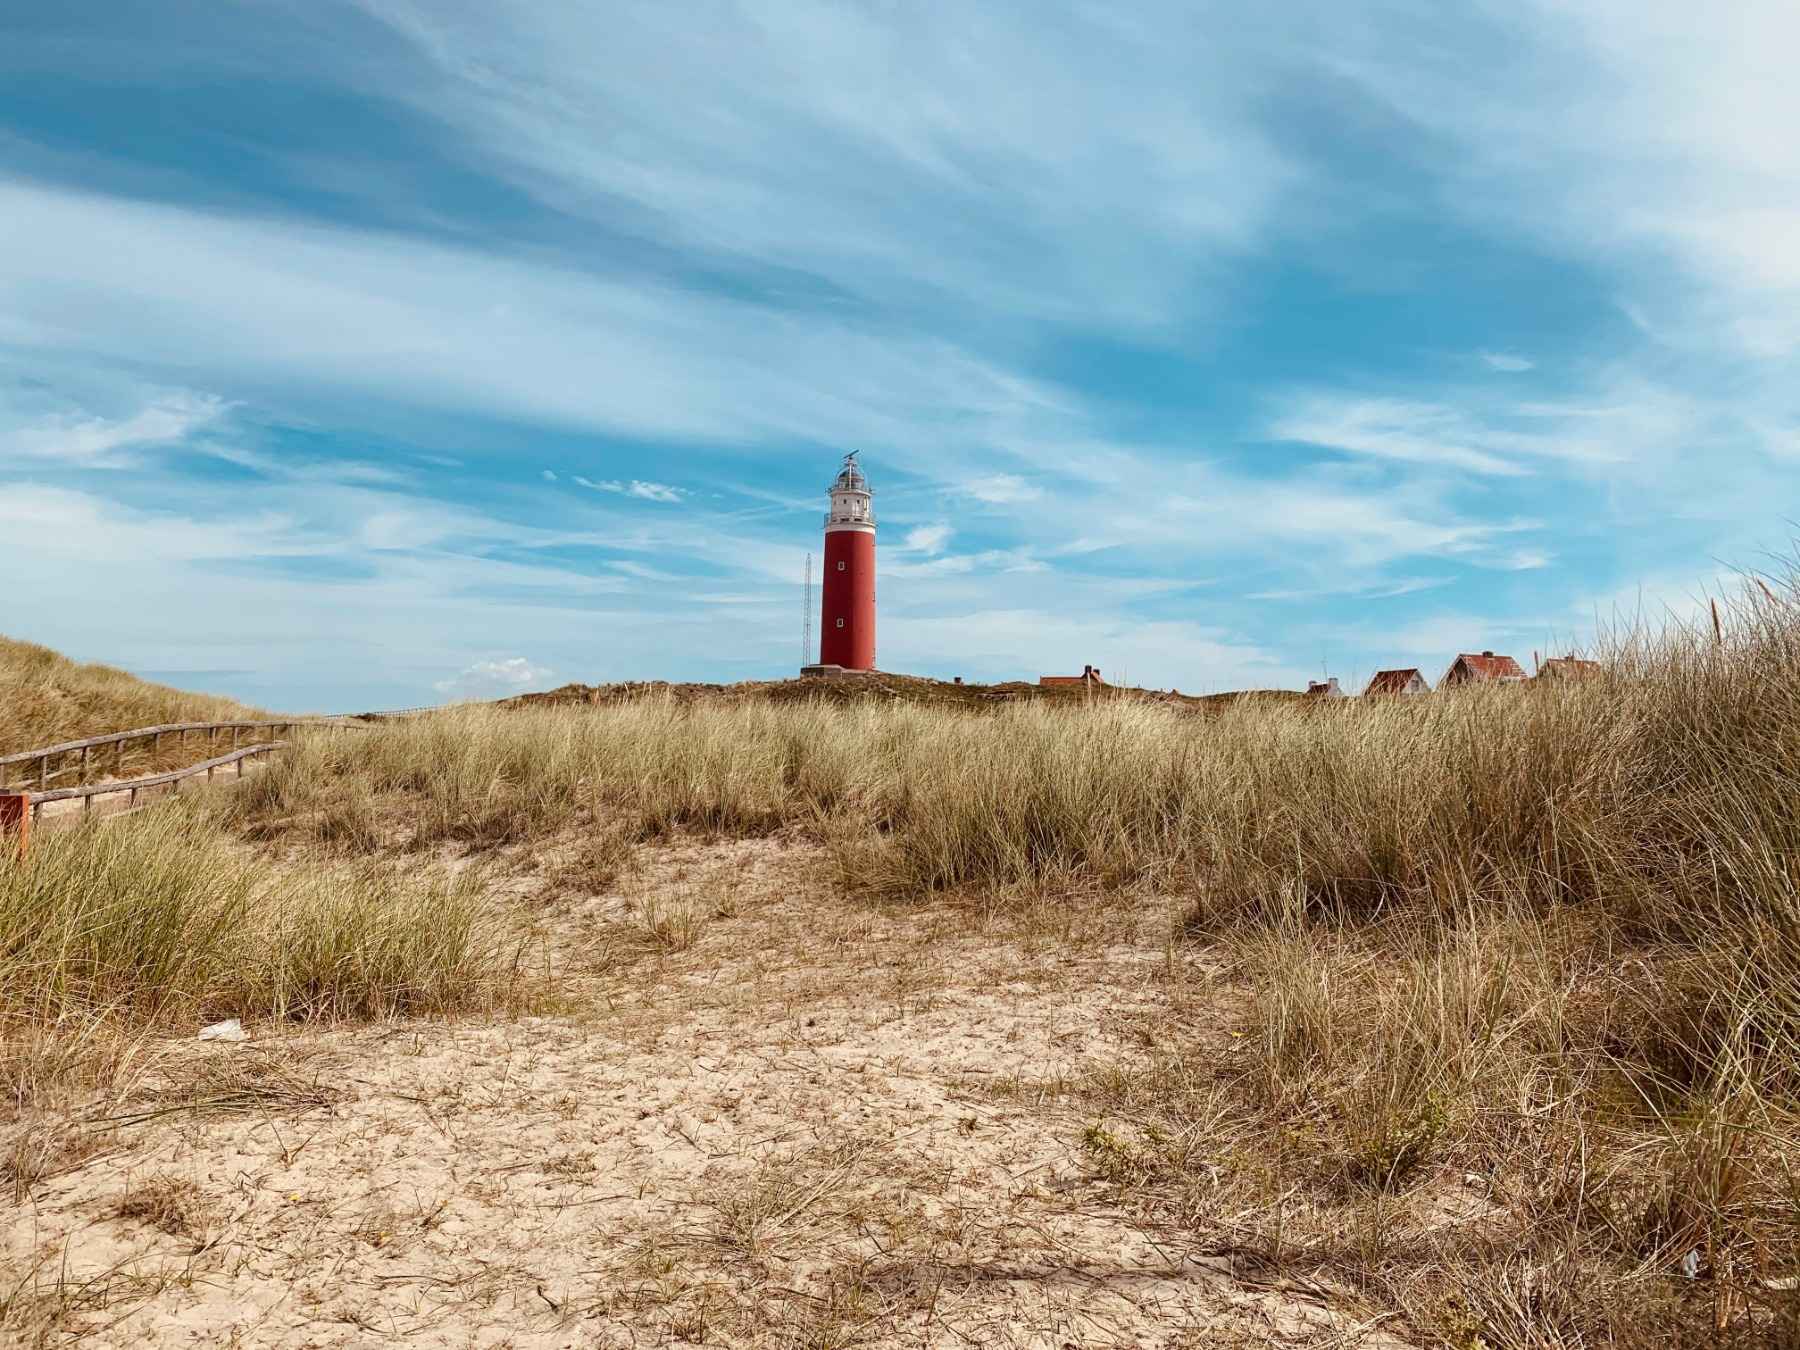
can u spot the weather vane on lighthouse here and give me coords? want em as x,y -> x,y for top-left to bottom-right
803,451 -> 876,673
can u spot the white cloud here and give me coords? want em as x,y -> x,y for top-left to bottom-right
607,560 -> 682,582
963,474 -> 1041,505
886,547 -> 1045,577
0,181 -> 1075,456
1328,0 -> 1800,364
1269,382 -> 1697,479
541,468 -> 557,481
1247,575 -> 1454,603
1480,351 -> 1534,373
0,482 -> 318,564
902,523 -> 952,554
1499,549 -> 1553,571
1271,397 -> 1524,475
351,0 -> 1298,332
433,656 -> 555,700
625,480 -> 682,503
574,476 -> 684,503
0,390 -> 223,465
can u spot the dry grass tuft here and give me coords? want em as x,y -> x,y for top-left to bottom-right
636,894 -> 707,953
4,1117 -> 110,1205
549,823 -> 641,894
113,1172 -> 212,1237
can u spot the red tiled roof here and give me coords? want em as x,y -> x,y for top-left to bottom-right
1365,668 -> 1426,695
1448,652 -> 1526,682
1538,657 -> 1601,679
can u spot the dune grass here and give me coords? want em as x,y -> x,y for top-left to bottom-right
206,564 -> 1800,1343
0,636 -> 264,759
8,566 -> 1799,1340
0,801 -> 516,1110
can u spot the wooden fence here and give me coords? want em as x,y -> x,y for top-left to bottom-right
0,719 -> 361,793
0,716 -> 379,858
14,740 -> 290,823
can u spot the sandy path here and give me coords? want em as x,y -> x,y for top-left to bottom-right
5,838 -> 1408,1347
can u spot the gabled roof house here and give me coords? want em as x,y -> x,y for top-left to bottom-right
1364,668 -> 1430,696
1440,651 -> 1527,687
1537,655 -> 1602,680
1040,664 -> 1104,688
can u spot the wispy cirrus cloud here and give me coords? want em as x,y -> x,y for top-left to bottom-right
902,523 -> 952,555
572,476 -> 683,503
1268,392 -> 1635,477
0,390 -> 224,466
962,474 -> 1041,505
0,181 -> 1073,456
1480,351 -> 1534,373
349,0 -> 1298,332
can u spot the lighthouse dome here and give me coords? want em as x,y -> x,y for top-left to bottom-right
831,457 -> 869,493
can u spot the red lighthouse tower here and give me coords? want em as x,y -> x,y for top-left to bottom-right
818,452 -> 876,670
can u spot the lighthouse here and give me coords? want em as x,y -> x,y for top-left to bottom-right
818,451 -> 876,670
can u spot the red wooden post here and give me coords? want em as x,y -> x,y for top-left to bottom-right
0,793 -> 28,862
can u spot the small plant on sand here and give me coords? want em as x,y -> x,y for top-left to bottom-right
114,1173 -> 212,1238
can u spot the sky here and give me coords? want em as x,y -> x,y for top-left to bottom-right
2,1 -> 1796,711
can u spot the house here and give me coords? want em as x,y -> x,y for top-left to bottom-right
1364,668 -> 1430,696
1537,655 -> 1601,680
1306,677 -> 1349,698
1040,664 -> 1104,688
1440,651 -> 1527,687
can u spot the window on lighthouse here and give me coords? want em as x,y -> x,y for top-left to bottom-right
836,618 -> 844,628
837,561 -> 845,570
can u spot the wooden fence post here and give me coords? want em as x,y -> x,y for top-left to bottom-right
0,793 -> 28,862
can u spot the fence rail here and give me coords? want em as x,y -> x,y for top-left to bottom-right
18,741 -> 290,820
0,719 -> 363,792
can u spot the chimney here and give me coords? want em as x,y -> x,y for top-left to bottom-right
1482,650 -> 1494,658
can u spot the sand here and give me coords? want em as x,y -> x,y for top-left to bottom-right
5,837 -> 1410,1347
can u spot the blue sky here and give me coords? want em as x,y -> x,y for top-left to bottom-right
3,1 -> 1795,711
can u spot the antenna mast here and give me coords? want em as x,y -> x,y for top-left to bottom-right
802,552 -> 812,667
